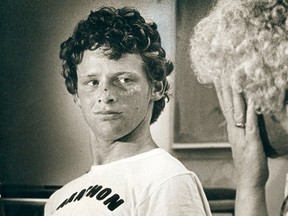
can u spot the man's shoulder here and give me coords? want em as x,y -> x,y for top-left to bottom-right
128,148 -> 194,185
137,148 -> 191,174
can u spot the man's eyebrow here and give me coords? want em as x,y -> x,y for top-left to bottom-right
85,74 -> 97,77
114,71 -> 138,75
79,74 -> 98,78
81,71 -> 139,77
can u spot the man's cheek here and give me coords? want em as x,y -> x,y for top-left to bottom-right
118,85 -> 142,96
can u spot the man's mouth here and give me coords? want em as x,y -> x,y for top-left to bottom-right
95,110 -> 122,120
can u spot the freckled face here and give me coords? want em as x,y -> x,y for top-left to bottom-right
76,49 -> 153,141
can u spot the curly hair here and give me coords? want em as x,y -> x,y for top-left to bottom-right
60,6 -> 174,124
190,0 -> 288,114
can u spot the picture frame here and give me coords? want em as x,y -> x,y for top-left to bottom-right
172,0 -> 230,149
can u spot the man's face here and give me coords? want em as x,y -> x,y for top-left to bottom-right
264,95 -> 288,156
75,49 -> 154,141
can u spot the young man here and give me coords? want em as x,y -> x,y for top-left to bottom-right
44,7 -> 211,216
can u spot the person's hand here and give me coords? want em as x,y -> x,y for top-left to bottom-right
214,78 -> 269,216
214,78 -> 269,188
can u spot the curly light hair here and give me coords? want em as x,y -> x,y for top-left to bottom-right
60,7 -> 174,124
190,0 -> 288,113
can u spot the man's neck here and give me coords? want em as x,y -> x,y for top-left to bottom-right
89,131 -> 158,165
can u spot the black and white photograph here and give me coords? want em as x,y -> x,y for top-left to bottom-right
0,0 -> 288,216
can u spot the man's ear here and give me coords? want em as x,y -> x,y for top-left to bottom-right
151,81 -> 165,101
73,93 -> 82,108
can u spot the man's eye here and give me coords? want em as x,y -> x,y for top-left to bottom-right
117,77 -> 132,84
87,80 -> 99,86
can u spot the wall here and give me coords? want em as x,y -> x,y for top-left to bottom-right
0,0 -> 287,215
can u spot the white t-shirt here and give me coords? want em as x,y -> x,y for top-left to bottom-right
44,148 -> 211,216
284,174 -> 288,216
285,173 -> 288,198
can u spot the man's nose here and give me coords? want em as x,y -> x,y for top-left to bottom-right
97,85 -> 117,104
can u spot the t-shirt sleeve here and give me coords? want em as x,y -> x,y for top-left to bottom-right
136,173 -> 212,216
44,201 -> 52,216
44,192 -> 56,216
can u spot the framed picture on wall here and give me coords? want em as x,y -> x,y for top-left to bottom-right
172,0 -> 229,149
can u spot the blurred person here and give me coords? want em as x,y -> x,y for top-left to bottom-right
190,0 -> 288,215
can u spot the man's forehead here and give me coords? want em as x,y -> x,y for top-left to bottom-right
81,49 -> 143,63
77,49 -> 145,76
